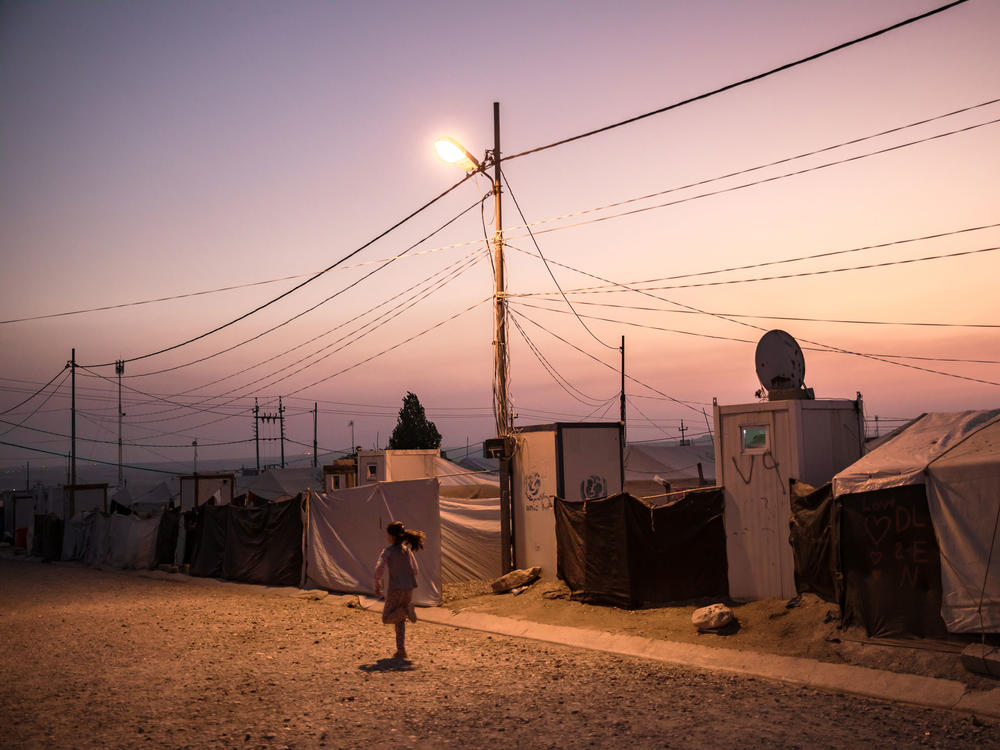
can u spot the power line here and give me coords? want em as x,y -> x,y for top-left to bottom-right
513,245 -> 1000,296
0,417 -> 254,449
521,296 -> 1000,330
104,249 -> 485,428
0,371 -> 70,437
128,200 -> 483,378
162,250 -> 486,404
0,239 -> 486,326
511,249 -> 1000,388
125,252 -> 487,424
511,300 -> 1000,365
0,439 -> 186,475
0,367 -> 67,415
502,1 -> 971,162
285,297 -> 491,398
501,115 -> 1000,247
80,172 -> 475,368
509,307 -> 709,413
501,169 -> 617,350
502,98 -> 1000,240
514,221 -> 1000,292
509,313 -> 614,406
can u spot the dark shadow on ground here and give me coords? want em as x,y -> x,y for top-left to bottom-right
358,658 -> 417,673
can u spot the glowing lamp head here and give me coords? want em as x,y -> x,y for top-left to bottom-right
434,137 -> 480,171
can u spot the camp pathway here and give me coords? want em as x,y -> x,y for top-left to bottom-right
0,559 -> 995,749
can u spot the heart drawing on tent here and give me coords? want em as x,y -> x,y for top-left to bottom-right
865,515 -> 891,546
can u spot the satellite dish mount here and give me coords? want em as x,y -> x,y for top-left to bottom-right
754,330 -> 814,401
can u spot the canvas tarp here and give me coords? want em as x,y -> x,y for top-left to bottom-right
829,410 -> 1000,636
237,468 -> 322,502
833,410 -> 1000,495
188,497 -> 303,586
61,511 -> 96,561
555,489 -> 728,608
154,509 -> 181,567
433,457 -> 500,491
925,417 -> 1000,633
107,512 -> 162,570
82,513 -> 112,566
624,442 -> 716,485
189,504 -> 227,577
305,479 -> 441,606
788,480 -> 838,603
32,514 -> 64,561
440,495 -> 501,583
839,484 -> 947,638
128,481 -> 175,514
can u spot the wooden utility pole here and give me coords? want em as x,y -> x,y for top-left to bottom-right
313,402 -> 318,468
279,397 -> 286,469
620,336 -> 626,429
115,359 -> 125,487
253,398 -> 260,470
491,101 -> 515,574
70,349 -> 76,516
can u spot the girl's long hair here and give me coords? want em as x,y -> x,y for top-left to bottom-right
386,520 -> 425,552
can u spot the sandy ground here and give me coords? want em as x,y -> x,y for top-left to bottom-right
442,578 -> 996,689
1,560 -> 998,749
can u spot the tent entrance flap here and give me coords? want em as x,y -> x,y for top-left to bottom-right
839,485 -> 947,638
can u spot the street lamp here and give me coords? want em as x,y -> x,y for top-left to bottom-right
435,102 -> 513,573
434,137 -> 481,172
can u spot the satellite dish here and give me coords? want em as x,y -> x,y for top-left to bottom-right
755,330 -> 805,392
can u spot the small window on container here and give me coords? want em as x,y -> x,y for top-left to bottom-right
366,464 -> 377,481
741,425 -> 769,452
332,475 -> 341,490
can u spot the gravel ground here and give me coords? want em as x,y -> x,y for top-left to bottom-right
1,559 -> 997,749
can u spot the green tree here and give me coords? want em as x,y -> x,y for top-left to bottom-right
387,392 -> 442,450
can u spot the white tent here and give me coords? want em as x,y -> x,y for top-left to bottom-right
624,442 -> 716,486
440,495 -> 501,583
82,513 -> 112,566
433,457 -> 500,490
61,511 -> 96,561
305,478 -> 441,605
833,409 -> 1000,633
238,468 -> 322,502
107,513 -> 162,570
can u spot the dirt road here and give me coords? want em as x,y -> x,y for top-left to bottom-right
0,559 -> 995,749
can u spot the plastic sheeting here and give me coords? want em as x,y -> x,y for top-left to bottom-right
83,513 -> 112,566
440,495 -> 501,583
187,498 -> 303,586
555,489 -> 728,608
788,481 -> 838,603
833,410 -> 1000,495
839,485 -> 946,638
237,468 -> 322,502
108,513 -> 161,570
305,479 -> 441,606
829,410 -> 1000,635
155,510 -> 180,568
32,514 -> 63,561
925,418 -> 1000,633
61,512 -> 95,561
624,442 -> 716,484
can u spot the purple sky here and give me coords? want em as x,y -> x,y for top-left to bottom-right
1,0 -> 998,477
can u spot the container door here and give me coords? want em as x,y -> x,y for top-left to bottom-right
721,408 -> 797,599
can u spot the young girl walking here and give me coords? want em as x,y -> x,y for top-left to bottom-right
373,520 -> 425,660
